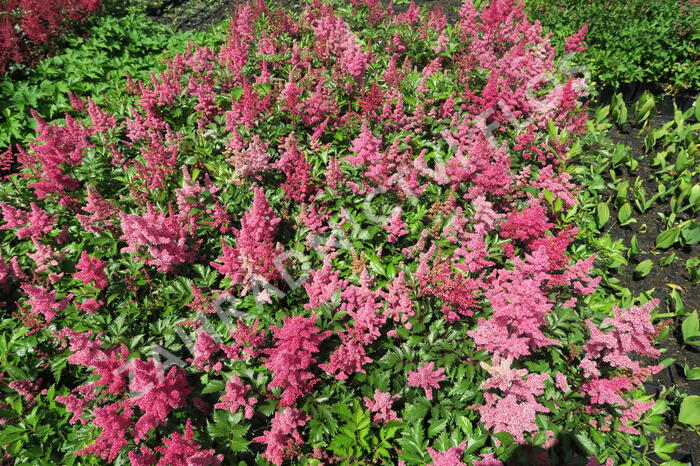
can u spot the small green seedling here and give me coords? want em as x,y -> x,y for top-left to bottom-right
634,259 -> 653,278
684,365 -> 700,381
681,311 -> 700,347
679,395 -> 700,426
686,258 -> 700,283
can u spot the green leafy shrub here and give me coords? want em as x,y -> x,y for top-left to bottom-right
0,10 -> 217,154
525,0 -> 700,91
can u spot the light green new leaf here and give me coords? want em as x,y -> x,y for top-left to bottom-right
678,396 -> 700,425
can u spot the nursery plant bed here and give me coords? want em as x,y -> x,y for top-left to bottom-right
0,1 -> 696,464
600,109 -> 700,465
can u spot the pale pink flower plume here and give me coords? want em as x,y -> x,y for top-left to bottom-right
385,207 -> 409,242
426,441 -> 466,466
363,389 -> 401,424
407,362 -> 445,400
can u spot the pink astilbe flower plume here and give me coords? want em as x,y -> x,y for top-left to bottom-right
72,251 -> 108,289
320,336 -> 373,381
407,362 -> 445,400
274,132 -> 315,202
565,25 -> 588,53
303,254 -> 348,311
254,408 -> 310,466
382,270 -> 415,328
426,441 -> 467,466
477,356 -> 550,443
154,419 -> 224,465
579,300 -> 663,415
214,374 -> 257,419
211,186 -> 284,295
76,186 -> 118,233
346,120 -> 382,167
226,134 -> 271,179
22,110 -> 89,199
263,314 -> 331,407
384,207 -> 409,242
1,202 -> 56,241
76,404 -> 134,462
127,359 -> 193,443
21,284 -> 72,324
363,389 -> 401,424
119,203 -> 197,273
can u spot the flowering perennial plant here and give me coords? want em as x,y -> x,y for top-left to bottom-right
0,1 -> 667,464
0,0 -> 102,73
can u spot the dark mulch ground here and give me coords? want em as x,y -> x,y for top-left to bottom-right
144,0 -> 466,30
605,108 -> 700,464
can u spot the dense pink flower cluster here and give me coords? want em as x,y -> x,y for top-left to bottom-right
119,204 -> 198,273
211,186 -> 284,297
478,356 -> 550,442
363,389 -> 401,424
0,0 -> 661,464
129,419 -> 224,466
407,362 -> 446,400
254,408 -> 310,465
426,441 -> 467,466
214,374 -> 257,419
0,0 -> 102,73
264,315 -> 331,407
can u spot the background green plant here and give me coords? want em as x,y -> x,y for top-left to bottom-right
0,9 -> 221,153
525,0 -> 700,92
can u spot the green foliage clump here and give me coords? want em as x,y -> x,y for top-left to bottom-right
525,0 -> 700,91
0,10 -> 220,152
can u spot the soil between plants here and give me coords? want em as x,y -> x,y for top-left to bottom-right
604,117 -> 700,464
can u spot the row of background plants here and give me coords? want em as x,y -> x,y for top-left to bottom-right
524,0 -> 700,93
0,0 -> 103,74
1,4 -> 223,169
4,0 -> 699,159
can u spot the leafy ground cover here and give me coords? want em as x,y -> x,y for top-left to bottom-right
0,0 -> 696,465
523,0 -> 700,93
0,10 -> 219,172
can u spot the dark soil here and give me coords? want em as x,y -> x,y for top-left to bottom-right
144,0 -> 467,31
145,0 -> 237,31
604,109 -> 700,464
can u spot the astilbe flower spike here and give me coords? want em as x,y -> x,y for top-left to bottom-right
253,408 -> 310,466
263,314 -> 331,407
426,441 -> 467,466
127,359 -> 193,443
72,251 -> 108,289
119,203 -> 197,273
211,186 -> 284,296
363,389 -> 401,424
477,356 -> 550,443
384,207 -> 409,242
407,362 -> 445,400
21,284 -> 72,324
214,374 -> 257,419
76,404 -> 134,462
153,419 -> 224,465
